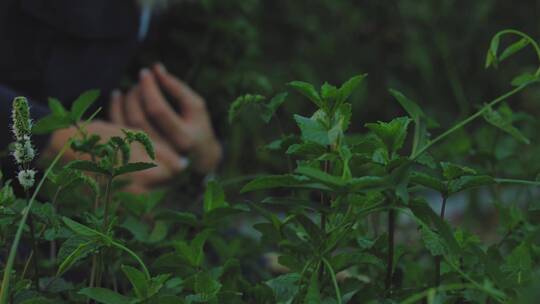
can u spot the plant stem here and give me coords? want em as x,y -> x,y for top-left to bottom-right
411,84 -> 527,160
435,195 -> 448,287
103,175 -> 113,230
386,208 -> 395,292
0,141 -> 70,304
27,214 -> 39,290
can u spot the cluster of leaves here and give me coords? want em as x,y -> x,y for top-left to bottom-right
2,29 -> 540,304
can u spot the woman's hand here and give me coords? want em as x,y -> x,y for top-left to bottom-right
43,120 -> 187,194
134,64 -> 222,174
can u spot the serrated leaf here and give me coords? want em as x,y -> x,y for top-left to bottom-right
261,92 -> 288,123
365,117 -> 411,154
194,271 -> 222,297
114,162 -> 156,177
265,273 -> 300,304
421,226 -> 448,256
410,172 -> 445,193
241,175 -> 309,193
501,243 -> 531,284
78,287 -> 132,304
448,175 -> 494,195
440,162 -> 477,180
71,89 -> 100,121
228,94 -> 265,124
294,114 -> 331,145
288,81 -> 322,108
482,106 -> 530,144
66,160 -> 110,175
338,74 -> 366,104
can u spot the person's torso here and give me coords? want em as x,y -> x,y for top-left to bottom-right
0,0 -> 140,112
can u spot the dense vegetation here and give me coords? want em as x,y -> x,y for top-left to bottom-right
2,1 -> 540,303
1,28 -> 540,303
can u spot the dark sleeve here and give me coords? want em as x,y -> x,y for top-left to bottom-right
0,85 -> 51,175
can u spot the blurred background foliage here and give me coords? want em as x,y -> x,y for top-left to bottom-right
131,0 -> 540,190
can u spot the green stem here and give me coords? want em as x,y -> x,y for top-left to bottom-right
386,208 -> 395,292
435,195 -> 448,287
103,175 -> 113,230
111,241 -> 151,280
27,214 -> 39,290
494,178 -> 540,187
411,84 -> 527,160
322,257 -> 342,304
0,141 -> 71,304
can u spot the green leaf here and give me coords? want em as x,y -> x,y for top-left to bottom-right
121,265 -> 149,299
70,89 -> 100,121
241,175 -> 309,193
174,229 -> 212,268
485,35 -> 500,68
321,82 -> 338,111
57,240 -> 97,276
511,72 -> 539,87
365,117 -> 411,154
294,114 -> 331,145
440,162 -> 477,180
286,142 -> 326,158
389,89 -> 424,120
203,180 -> 227,213
147,220 -> 168,243
410,172 -> 445,193
228,94 -> 265,124
62,217 -> 101,238
421,226 -> 448,256
338,74 -> 366,104
335,103 -> 352,132
295,166 -> 345,188
194,271 -> 222,297
33,115 -> 72,134
448,175 -> 494,195
501,243 -> 532,284
288,81 -> 323,108
261,92 -> 288,123
48,98 -> 67,117
409,199 -> 461,256
482,105 -> 530,144
304,268 -> 321,304
294,214 -> 323,246
66,160 -> 110,175
78,287 -> 132,304
265,273 -> 300,304
499,38 -> 529,62
114,162 -> 157,177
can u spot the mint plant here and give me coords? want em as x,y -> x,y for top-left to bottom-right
1,29 -> 540,304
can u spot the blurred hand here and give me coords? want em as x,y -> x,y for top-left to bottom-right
44,120 -> 187,194
115,63 -> 222,174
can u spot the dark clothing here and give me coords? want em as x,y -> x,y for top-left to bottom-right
0,0 -> 139,150
0,0 -> 141,170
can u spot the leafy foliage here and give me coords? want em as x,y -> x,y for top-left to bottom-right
3,15 -> 540,304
